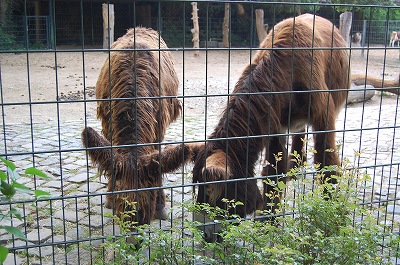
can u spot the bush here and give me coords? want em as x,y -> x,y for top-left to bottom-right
0,27 -> 17,51
0,157 -> 51,264
96,156 -> 400,265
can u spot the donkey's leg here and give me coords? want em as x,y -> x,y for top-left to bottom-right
105,182 -> 114,209
312,96 -> 341,184
105,177 -> 121,210
194,185 -> 222,242
261,136 -> 288,215
289,129 -> 306,170
154,189 -> 168,220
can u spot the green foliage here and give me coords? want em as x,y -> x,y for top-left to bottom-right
329,0 -> 400,20
0,27 -> 17,51
96,155 -> 400,265
0,157 -> 51,264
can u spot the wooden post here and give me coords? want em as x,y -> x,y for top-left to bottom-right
102,3 -> 114,49
0,0 -> 8,25
136,4 -> 152,27
34,0 -> 40,44
191,2 -> 199,57
237,3 -> 245,16
361,20 -> 367,58
339,11 -> 352,45
255,9 -> 268,44
222,3 -> 230,48
295,5 -> 301,16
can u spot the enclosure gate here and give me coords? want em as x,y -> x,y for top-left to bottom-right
0,1 -> 399,265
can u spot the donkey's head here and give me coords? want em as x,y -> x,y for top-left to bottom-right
82,126 -> 197,222
81,127 -> 159,180
192,144 -> 232,203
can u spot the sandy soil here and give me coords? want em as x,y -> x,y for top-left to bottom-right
0,47 -> 399,125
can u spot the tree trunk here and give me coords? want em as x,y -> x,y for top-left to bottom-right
191,2 -> 199,57
255,9 -> 268,44
339,11 -> 352,45
136,4 -> 152,28
35,0 -> 40,44
237,3 -> 245,17
102,4 -> 115,49
1,0 -> 8,25
222,3 -> 230,48
295,5 -> 301,16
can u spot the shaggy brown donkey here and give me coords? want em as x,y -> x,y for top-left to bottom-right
192,14 -> 350,225
82,27 -> 189,225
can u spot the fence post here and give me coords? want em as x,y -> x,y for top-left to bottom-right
255,9 -> 268,45
339,11 -> 352,45
222,3 -> 230,48
48,0 -> 55,49
361,20 -> 367,58
102,3 -> 114,49
191,2 -> 199,57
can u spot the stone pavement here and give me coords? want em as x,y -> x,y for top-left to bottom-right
0,96 -> 399,265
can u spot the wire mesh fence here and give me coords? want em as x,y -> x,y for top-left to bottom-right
0,1 -> 400,264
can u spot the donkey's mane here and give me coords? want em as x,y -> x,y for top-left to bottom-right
210,60 -> 283,172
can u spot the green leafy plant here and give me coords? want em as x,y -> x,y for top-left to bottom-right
0,27 -> 18,51
95,154 -> 400,265
0,157 -> 51,264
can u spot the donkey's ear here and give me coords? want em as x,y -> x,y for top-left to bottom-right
82,127 -> 116,176
140,143 -> 200,175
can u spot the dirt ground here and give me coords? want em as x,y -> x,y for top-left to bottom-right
0,46 -> 399,125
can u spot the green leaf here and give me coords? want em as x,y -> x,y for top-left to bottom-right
0,181 -> 16,198
34,190 -> 51,199
1,225 -> 26,239
6,168 -> 20,181
12,181 -> 31,193
277,181 -> 287,190
0,245 -> 8,264
25,167 -> 50,179
8,209 -> 23,221
0,171 -> 7,181
0,157 -> 16,171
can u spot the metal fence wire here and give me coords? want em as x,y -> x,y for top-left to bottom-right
0,1 -> 399,264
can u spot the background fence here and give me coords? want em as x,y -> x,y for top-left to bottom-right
2,2 -> 400,49
0,1 -> 400,264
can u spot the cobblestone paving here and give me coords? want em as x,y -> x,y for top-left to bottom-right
1,98 -> 399,264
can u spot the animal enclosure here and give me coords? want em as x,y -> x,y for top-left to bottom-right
0,1 -> 400,264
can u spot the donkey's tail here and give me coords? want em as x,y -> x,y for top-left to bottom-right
351,73 -> 399,95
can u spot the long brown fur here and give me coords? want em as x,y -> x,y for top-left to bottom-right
82,27 -> 186,225
192,14 -> 350,218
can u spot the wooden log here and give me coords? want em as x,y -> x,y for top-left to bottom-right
255,9 -> 268,44
191,2 -> 199,57
352,73 -> 400,95
102,3 -> 114,49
